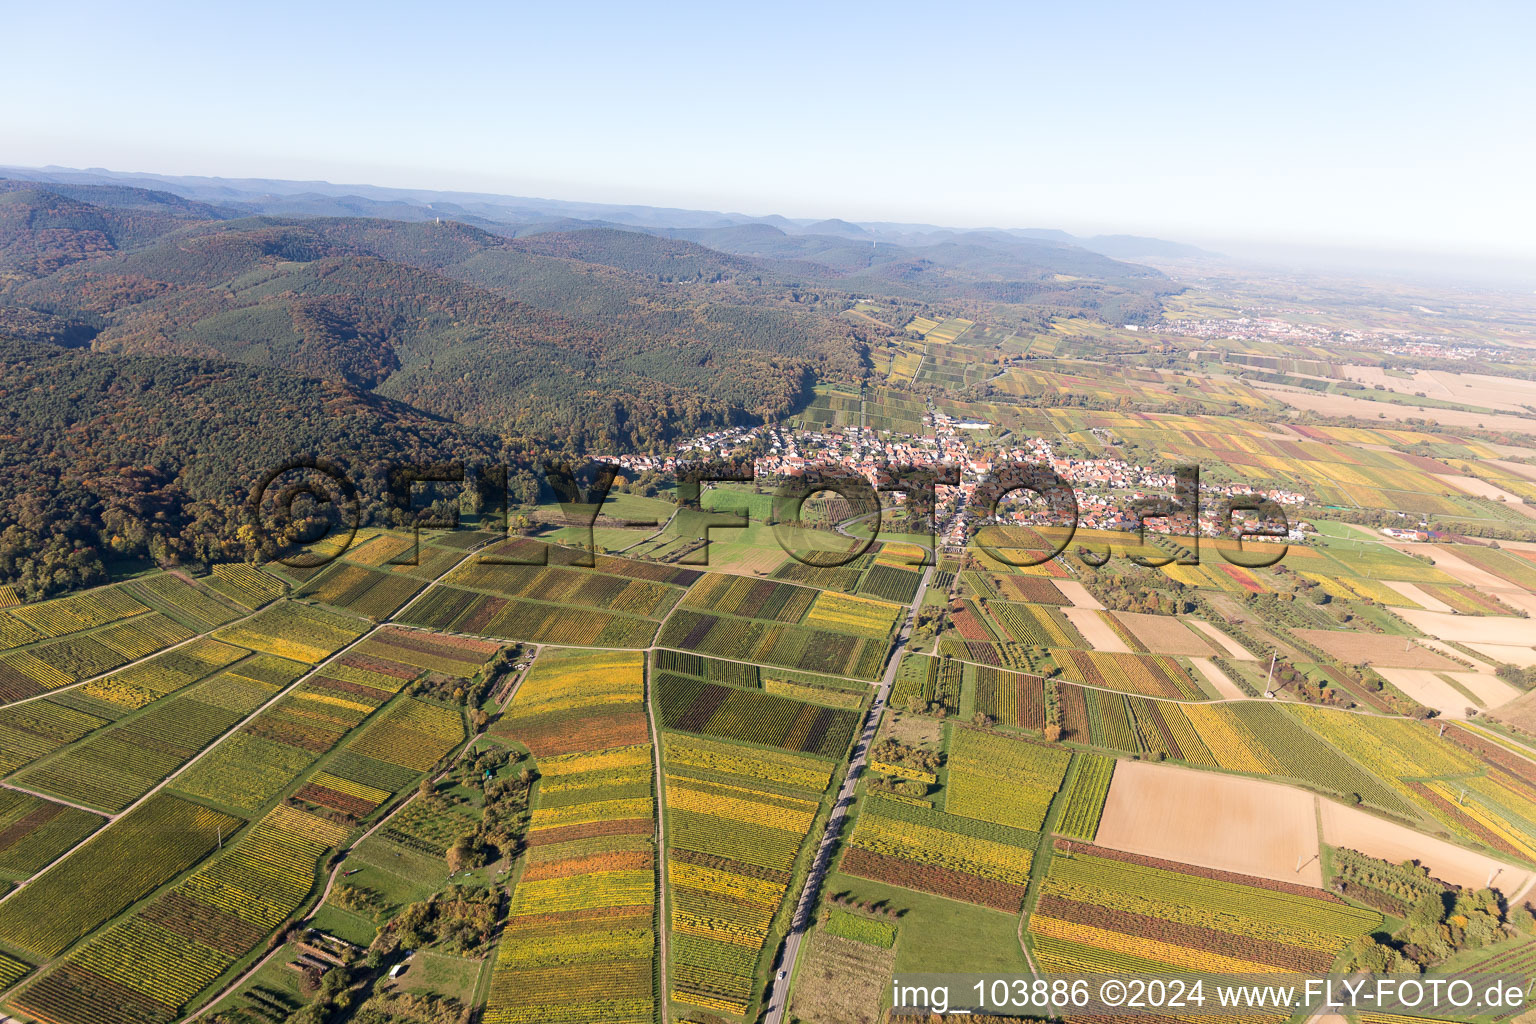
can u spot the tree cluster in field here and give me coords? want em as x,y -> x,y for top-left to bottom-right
378,885 -> 500,956
867,776 -> 931,799
332,882 -> 389,920
909,606 -> 943,649
1495,663 -> 1536,689
825,891 -> 901,917
1269,659 -> 1354,708
278,958 -> 363,1024
1043,678 -> 1063,741
870,738 -> 943,773
438,748 -> 533,870
1336,850 -> 1536,973
407,667 -> 494,719
1083,578 -> 1197,617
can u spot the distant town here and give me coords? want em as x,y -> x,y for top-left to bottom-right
596,407 -> 1307,551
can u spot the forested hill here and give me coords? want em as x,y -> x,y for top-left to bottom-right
0,338 -> 513,598
0,185 -> 1172,449
0,195 -> 883,449
0,177 -> 1179,596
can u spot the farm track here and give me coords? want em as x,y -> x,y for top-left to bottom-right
0,785 -> 107,820
0,607 -> 390,909
13,523 -> 1536,1023
614,506 -> 682,554
0,597 -> 272,717
644,656 -> 671,1024
763,560 -> 935,1024
5,539 -> 502,1024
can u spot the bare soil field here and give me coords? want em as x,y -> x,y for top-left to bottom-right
1494,689 -> 1536,733
1189,619 -> 1257,659
1377,668 -> 1481,719
1388,543 -> 1517,590
1491,460 -> 1536,484
1062,607 -> 1129,652
1451,670 -> 1523,707
1491,590 -> 1536,618
1418,638 -> 1495,670
708,546 -> 796,576
1320,799 -> 1535,893
1395,609 -> 1536,646
1258,384 -> 1536,435
1190,657 -> 1248,700
1381,580 -> 1453,612
1292,629 -> 1459,669
1053,579 -> 1104,610
1342,366 -> 1536,414
1093,759 -> 1323,886
1470,643 -> 1536,667
1112,611 -> 1214,656
1420,370 -> 1536,412
1438,474 -> 1536,517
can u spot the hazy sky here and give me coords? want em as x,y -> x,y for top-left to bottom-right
5,0 -> 1533,257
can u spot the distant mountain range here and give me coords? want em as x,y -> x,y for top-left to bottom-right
0,172 -> 1184,454
0,165 -> 1217,260
0,165 -> 1201,598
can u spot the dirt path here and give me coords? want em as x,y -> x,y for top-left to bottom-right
762,562 -> 935,1024
0,598 -> 271,716
0,784 -> 113,820
615,506 -> 682,554
644,661 -> 671,1024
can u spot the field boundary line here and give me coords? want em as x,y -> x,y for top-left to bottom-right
644,654 -> 671,1024
762,561 -> 934,1024
0,597 -> 275,716
172,540 -> 501,1024
0,607 -> 382,910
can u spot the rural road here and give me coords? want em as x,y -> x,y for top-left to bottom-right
762,560 -> 935,1024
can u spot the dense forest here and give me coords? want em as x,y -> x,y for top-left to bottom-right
0,339 -> 517,598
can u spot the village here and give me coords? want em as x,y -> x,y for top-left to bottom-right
595,408 -> 1307,552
